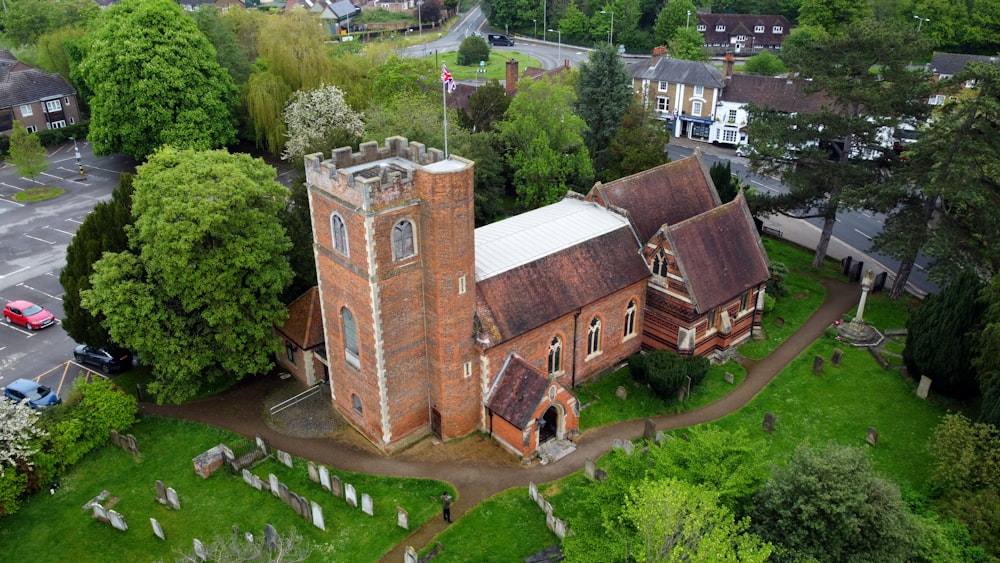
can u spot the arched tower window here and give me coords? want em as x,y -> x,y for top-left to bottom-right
342,307 -> 359,368
331,213 -> 348,255
587,317 -> 602,356
392,220 -> 416,260
624,300 -> 637,337
548,336 -> 563,375
652,250 -> 668,277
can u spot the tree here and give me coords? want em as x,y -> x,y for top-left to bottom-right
76,0 -> 238,159
495,77 -> 593,208
745,19 -> 932,269
281,84 -> 365,162
903,269 -> 984,398
37,26 -> 87,83
577,44 -> 633,178
60,173 -> 135,351
460,80 -> 510,133
667,27 -> 708,61
653,0 -> 697,45
0,400 -> 46,473
456,35 -> 490,66
710,160 -> 740,203
977,275 -> 1000,426
279,177 -> 318,305
246,68 -> 293,155
603,102 -> 670,181
797,0 -> 872,32
256,8 -> 333,93
192,5 -> 254,86
6,121 -> 48,181
741,50 -> 787,76
82,147 -> 293,403
752,444 -> 919,562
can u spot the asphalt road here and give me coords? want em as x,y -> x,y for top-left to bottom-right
0,141 -> 137,398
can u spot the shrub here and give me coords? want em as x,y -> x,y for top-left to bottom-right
0,467 -> 28,517
767,261 -> 788,297
457,36 -> 490,65
627,353 -> 647,384
36,121 -> 89,148
641,350 -> 710,400
762,293 -> 776,312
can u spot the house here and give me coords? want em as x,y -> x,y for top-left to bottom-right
302,136 -> 769,460
285,0 -> 361,34
0,51 -> 80,135
176,0 -> 246,11
628,55 -> 725,141
695,13 -> 790,56
927,52 -> 1000,105
274,287 -> 329,386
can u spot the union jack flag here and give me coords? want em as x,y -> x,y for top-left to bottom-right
441,64 -> 457,94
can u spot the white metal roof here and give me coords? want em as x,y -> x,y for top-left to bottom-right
474,197 -> 631,280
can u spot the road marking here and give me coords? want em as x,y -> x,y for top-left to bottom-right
25,234 -> 55,244
1,182 -> 23,190
18,284 -> 63,301
40,172 -> 62,179
55,156 -> 77,163
749,179 -> 779,193
66,218 -> 83,224
915,263 -> 926,272
0,322 -> 32,336
853,228 -> 873,241
48,227 -> 77,237
0,197 -> 25,207
0,265 -> 30,279
20,177 -> 43,184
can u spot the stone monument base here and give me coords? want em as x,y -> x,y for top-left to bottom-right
838,320 -> 885,347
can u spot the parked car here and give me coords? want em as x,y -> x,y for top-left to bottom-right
3,378 -> 61,408
3,300 -> 56,330
488,33 -> 514,46
73,345 -> 133,374
735,145 -> 748,157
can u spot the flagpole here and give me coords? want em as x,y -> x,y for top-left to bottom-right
442,78 -> 449,158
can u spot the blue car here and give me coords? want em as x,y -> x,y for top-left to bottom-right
3,378 -> 61,408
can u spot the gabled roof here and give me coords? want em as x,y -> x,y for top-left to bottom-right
0,52 -> 76,109
275,287 -> 325,349
588,155 -> 719,243
721,75 -> 832,114
696,14 -> 790,47
475,224 -> 649,343
929,52 -> 1000,77
666,193 -> 770,312
485,355 -> 550,429
628,56 -> 725,89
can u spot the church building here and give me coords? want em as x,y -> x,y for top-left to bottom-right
301,137 -> 770,460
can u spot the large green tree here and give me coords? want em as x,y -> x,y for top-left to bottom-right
76,0 -> 238,159
653,0 -> 697,45
667,27 -> 708,61
977,276 -> 1000,426
60,173 -> 135,351
603,101 -> 670,181
577,43 -> 632,178
797,0 -> 872,32
82,147 -> 293,403
752,445 -> 920,562
192,5 -> 253,86
6,121 -> 47,181
745,18 -> 932,269
460,80 -> 510,133
281,84 -> 365,162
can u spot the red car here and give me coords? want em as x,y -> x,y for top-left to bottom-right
3,300 -> 56,330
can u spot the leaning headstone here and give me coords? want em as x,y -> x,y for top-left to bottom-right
812,355 -> 824,375
166,487 -> 180,510
242,469 -> 253,486
831,349 -> 844,367
866,427 -> 879,447
125,434 -> 139,456
724,372 -> 735,384
269,474 -> 280,496
331,475 -> 343,498
541,500 -> 553,516
584,458 -> 596,480
916,376 -> 932,399
361,493 -> 374,516
345,484 -> 357,507
612,438 -> 623,449
278,450 -> 293,468
774,317 -> 785,329
311,501 -> 325,531
397,506 -> 409,530
251,475 -> 263,491
594,469 -> 608,481
255,434 -> 268,456
405,546 -> 418,563
643,419 -> 656,440
622,440 -> 634,455
307,461 -> 319,483
81,490 -> 110,512
155,480 -> 167,503
615,386 -> 627,400
108,510 -> 128,532
528,481 -> 538,501
193,538 -> 207,561
245,533 -> 254,544
150,517 -> 165,540
92,504 -> 109,523
110,429 -> 120,447
278,482 -> 291,505
763,412 -> 776,434
553,517 -> 568,540
264,524 -> 278,552
319,466 -> 331,491
654,431 -> 665,445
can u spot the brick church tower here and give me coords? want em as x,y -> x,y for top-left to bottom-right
305,138 -> 481,452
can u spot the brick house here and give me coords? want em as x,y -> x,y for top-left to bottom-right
926,52 -> 1000,105
0,50 -> 80,135
695,13 -> 790,56
304,137 -> 769,460
274,287 -> 329,386
628,55 -> 725,141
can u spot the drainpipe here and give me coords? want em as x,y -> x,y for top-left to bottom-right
571,309 -> 581,388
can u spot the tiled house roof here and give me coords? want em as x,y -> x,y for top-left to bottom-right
628,56 -> 725,89
275,287 -> 325,349
928,52 -> 1000,77
0,52 -> 76,109
696,13 -> 790,49
485,355 -> 549,429
666,193 -> 770,312
721,74 -> 832,113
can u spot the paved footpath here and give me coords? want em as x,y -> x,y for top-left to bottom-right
142,278 -> 858,562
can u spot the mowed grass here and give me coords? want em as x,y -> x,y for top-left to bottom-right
13,186 -> 64,202
0,417 -> 449,562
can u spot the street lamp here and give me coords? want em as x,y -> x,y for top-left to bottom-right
913,14 -> 929,32
600,10 -> 614,46
71,137 -> 84,177
548,28 -> 561,62
417,0 -> 423,37
543,0 -> 547,42
686,10 -> 691,28
534,19 -> 537,39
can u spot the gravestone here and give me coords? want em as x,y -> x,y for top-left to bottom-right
245,533 -> 254,544
812,355 -> 824,375
124,434 -> 139,456
850,261 -> 864,283
724,372 -> 734,384
831,349 -> 843,367
150,517 -> 165,540
528,481 -> 538,501
331,475 -> 343,498
841,256 -> 853,276
916,376 -> 932,399
584,459 -> 596,480
622,440 -> 634,455
242,469 -> 253,486
541,500 -> 552,516
361,493 -> 374,516
405,546 -> 418,563
615,386 -> 627,399
397,506 -> 409,530
194,538 -> 207,561
774,317 -> 785,329
311,501 -> 325,531
613,438 -> 623,449
264,524 -> 278,552
345,484 -> 357,507
155,480 -> 167,503
166,487 -> 180,510
108,510 -> 128,531
763,412 -> 776,434
81,490 -> 110,512
644,419 -> 656,440
269,474 -> 280,496
307,461 -> 319,483
110,429 -> 120,447
873,271 -> 888,292
319,466 -> 331,491
278,483 -> 291,505
92,504 -> 109,523
256,434 -> 268,456
594,469 -> 608,481
251,475 -> 263,490
277,450 -> 293,468
553,517 -> 568,540
866,427 -> 879,446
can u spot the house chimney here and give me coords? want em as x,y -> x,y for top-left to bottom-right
653,45 -> 668,56
723,53 -> 735,78
505,58 -> 519,96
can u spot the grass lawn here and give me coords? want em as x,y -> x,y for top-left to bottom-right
13,186 -> 64,202
419,50 -> 541,82
0,417 -> 449,562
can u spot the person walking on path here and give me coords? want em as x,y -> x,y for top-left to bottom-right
439,492 -> 453,523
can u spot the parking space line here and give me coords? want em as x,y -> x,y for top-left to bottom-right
1,322 -> 33,336
0,197 -> 25,207
66,218 -> 83,224
25,234 -> 55,244
48,227 -> 77,237
0,265 -> 29,279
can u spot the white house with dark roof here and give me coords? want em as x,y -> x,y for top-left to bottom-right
628,55 -> 725,141
0,50 -> 80,135
927,52 -> 1000,105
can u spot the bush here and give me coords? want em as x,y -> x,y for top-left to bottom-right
36,121 -> 89,148
0,467 -> 28,518
767,261 -> 788,297
640,350 -> 710,400
762,293 -> 776,312
457,36 -> 490,65
627,353 -> 647,383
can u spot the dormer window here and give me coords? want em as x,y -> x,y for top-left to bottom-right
736,35 -> 747,42
754,25 -> 764,33
715,24 -> 726,32
772,25 -> 783,33
696,24 -> 707,32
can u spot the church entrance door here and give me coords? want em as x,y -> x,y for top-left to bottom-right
539,406 -> 558,444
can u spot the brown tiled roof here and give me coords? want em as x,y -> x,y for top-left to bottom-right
589,155 -> 719,243
485,354 -> 549,429
721,74 -> 832,113
666,193 -> 770,312
0,53 -> 76,109
696,14 -> 790,48
275,287 -> 325,349
475,227 -> 649,343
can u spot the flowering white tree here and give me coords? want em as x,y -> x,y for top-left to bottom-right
282,84 -> 364,162
0,400 -> 47,473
